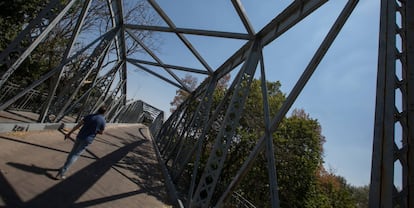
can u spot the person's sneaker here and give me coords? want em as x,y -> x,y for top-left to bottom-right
55,172 -> 66,180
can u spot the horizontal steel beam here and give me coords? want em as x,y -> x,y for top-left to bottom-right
215,0 -> 328,79
126,58 -> 209,75
127,59 -> 187,91
125,24 -> 251,40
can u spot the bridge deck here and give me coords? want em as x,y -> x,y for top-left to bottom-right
0,124 -> 172,207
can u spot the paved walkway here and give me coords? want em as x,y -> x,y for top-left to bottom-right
0,124 -> 172,208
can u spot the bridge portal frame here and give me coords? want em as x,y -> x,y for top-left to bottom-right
0,0 -> 413,207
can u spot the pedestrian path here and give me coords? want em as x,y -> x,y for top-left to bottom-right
0,124 -> 172,207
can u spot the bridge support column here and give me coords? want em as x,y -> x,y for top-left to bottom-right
369,0 -> 414,207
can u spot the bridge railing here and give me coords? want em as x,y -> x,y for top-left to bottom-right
0,82 -> 49,113
0,83 -> 164,133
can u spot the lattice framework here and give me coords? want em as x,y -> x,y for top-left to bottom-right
0,0 -> 413,207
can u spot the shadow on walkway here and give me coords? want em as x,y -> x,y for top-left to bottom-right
0,135 -> 95,160
6,163 -> 58,180
0,127 -> 170,207
29,139 -> 146,207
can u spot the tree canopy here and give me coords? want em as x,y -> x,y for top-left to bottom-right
170,76 -> 368,207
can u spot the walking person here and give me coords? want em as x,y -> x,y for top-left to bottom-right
55,106 -> 107,180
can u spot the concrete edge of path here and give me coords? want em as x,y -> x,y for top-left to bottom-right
147,128 -> 185,208
0,123 -> 139,133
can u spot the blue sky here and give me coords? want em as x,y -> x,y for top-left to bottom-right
125,0 -> 381,187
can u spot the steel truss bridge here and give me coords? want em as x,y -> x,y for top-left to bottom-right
0,0 -> 413,207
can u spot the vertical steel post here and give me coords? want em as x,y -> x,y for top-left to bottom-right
259,54 -> 280,208
368,0 -> 414,206
403,0 -> 414,205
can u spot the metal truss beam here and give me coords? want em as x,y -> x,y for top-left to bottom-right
215,1 -> 359,206
191,40 -> 262,207
147,0 -> 214,74
0,28 -> 118,112
215,0 -> 327,80
3,0 -> 406,207
127,58 -> 187,90
0,0 -> 78,88
38,0 -> 94,123
126,29 -> 192,92
406,0 -> 414,205
109,0 -> 128,105
231,0 -> 255,36
127,59 -> 209,75
369,0 -> 414,207
52,29 -> 118,121
259,52 -> 280,208
125,24 -> 251,40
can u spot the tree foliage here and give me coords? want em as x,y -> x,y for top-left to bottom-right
170,74 -> 199,112
349,185 -> 369,208
171,77 -> 368,207
305,168 -> 357,208
170,74 -> 231,113
0,0 -> 51,86
0,0 -> 160,113
222,79 -> 326,207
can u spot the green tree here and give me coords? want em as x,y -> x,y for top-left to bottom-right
306,168 -> 357,208
212,79 -> 325,207
274,110 -> 325,207
1,0 -> 160,113
349,185 -> 369,208
170,74 -> 231,113
0,0 -> 48,51
170,74 -> 199,112
0,0 -> 50,85
171,77 -> 359,207
219,80 -> 355,208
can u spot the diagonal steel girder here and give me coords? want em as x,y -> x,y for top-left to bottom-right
215,1 -> 359,206
126,59 -> 209,75
214,0 -> 328,80
38,0 -> 94,123
231,0 -> 255,36
52,28 -> 118,121
0,28 -> 118,112
125,28 -> 192,92
0,0 -> 78,89
183,0 -> 331,207
108,0 -> 128,106
152,0 -> 359,207
55,60 -> 125,123
191,40 -> 262,207
147,0 -> 215,74
127,58 -> 187,90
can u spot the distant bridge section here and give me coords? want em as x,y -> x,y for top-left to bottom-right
0,94 -> 164,135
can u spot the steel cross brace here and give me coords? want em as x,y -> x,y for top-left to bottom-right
0,0 -> 78,89
190,40 -> 262,207
214,0 -> 359,206
51,29 -> 118,121
170,77 -> 218,181
38,0 -> 94,123
0,28 -> 119,112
